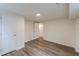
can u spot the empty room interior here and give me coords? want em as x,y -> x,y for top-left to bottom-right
0,3 -> 79,56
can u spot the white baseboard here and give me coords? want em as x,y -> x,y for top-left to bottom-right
16,45 -> 24,50
0,49 -> 15,55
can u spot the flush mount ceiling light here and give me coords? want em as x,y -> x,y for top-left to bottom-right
36,13 -> 41,16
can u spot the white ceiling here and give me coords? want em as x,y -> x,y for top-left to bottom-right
0,3 -> 69,21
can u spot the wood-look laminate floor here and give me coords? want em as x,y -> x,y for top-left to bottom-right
3,38 -> 76,56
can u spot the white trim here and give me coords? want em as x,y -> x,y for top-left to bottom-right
16,45 -> 24,50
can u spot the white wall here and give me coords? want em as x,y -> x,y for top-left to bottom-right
75,18 -> 79,53
24,20 -> 34,42
43,19 -> 75,48
0,16 -> 2,52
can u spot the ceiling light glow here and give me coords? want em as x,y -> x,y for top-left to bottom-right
36,13 -> 41,16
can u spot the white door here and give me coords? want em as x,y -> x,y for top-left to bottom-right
0,16 -> 2,53
2,16 -> 17,55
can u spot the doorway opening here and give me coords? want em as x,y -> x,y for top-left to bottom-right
33,22 -> 44,39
